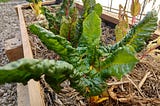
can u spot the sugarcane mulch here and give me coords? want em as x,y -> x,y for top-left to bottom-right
22,7 -> 160,105
106,54 -> 160,106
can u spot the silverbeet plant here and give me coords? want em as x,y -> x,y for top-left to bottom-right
42,0 -> 102,47
0,0 -> 158,97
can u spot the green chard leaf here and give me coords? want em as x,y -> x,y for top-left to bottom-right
93,3 -> 102,16
82,0 -> 96,17
71,72 -> 107,97
100,46 -> 138,79
110,10 -> 158,52
29,24 -> 77,62
42,7 -> 60,34
79,11 -> 101,66
60,19 -> 77,45
60,7 -> 79,47
82,0 -> 96,8
0,58 -> 73,91
79,11 -> 101,47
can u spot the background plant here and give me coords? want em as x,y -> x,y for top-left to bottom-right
131,0 -> 141,24
115,4 -> 129,42
115,0 -> 141,42
26,0 -> 42,16
42,0 -> 102,47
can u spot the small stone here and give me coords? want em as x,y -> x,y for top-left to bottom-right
0,89 -> 5,93
3,93 -> 8,97
4,83 -> 12,89
0,89 -> 5,96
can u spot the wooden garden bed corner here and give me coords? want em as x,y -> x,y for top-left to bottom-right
15,4 -> 45,106
5,38 -> 23,62
14,2 -> 53,106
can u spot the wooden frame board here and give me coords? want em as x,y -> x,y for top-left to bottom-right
15,1 -> 56,106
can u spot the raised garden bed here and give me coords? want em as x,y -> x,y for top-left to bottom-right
14,1 -> 89,106
4,0 -> 160,105
15,1 -> 56,106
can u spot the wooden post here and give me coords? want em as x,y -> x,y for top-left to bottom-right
17,83 -> 30,106
28,79 -> 45,106
16,5 -> 33,59
5,38 -> 24,62
15,1 -> 58,105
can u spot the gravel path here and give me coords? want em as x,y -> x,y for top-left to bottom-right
0,0 -> 26,105
0,0 -> 26,66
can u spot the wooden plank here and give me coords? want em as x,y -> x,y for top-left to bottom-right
5,45 -> 23,62
17,83 -> 30,106
15,4 -> 47,106
5,38 -> 23,61
101,11 -> 119,24
14,0 -> 56,59
16,5 -> 33,59
28,79 -> 45,106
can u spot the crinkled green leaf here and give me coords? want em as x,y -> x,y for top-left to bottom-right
82,0 -> 102,19
100,46 -> 138,79
82,0 -> 96,8
80,11 -> 101,47
110,10 -> 158,52
29,24 -> 76,62
60,17 -> 70,38
70,68 -> 106,97
60,8 -> 79,46
42,7 -> 60,34
0,58 -> 73,91
72,74 -> 106,97
82,0 -> 96,17
78,11 -> 101,66
42,0 -> 75,34
93,3 -> 102,16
